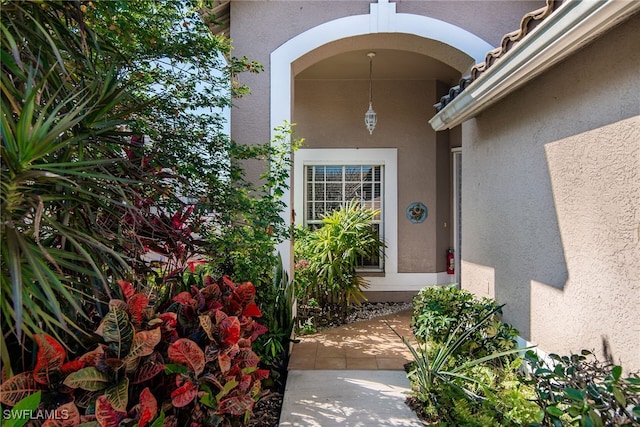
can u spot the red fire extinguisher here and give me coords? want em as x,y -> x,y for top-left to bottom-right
447,248 -> 455,275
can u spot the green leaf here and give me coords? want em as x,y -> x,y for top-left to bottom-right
163,364 -> 188,375
587,409 -> 603,427
216,380 -> 239,402
101,306 -> 134,359
64,367 -> 111,391
1,390 -> 41,427
611,365 -> 622,381
564,387 -> 585,402
546,405 -> 564,418
105,378 -> 129,413
612,385 -> 626,407
200,392 -> 215,408
149,411 -> 166,427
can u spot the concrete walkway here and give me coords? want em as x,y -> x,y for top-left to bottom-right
279,310 -> 423,426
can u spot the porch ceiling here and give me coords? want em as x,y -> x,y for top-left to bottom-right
296,48 -> 459,82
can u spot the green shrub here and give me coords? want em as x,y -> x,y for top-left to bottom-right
524,350 -> 640,426
411,286 -> 519,360
394,305 -> 536,425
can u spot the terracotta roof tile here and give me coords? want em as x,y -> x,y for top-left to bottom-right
435,0 -> 562,112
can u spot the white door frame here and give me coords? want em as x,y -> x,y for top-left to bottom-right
452,148 -> 462,286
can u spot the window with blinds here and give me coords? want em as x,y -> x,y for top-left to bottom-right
304,165 -> 384,270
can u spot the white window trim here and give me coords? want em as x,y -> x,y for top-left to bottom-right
294,148 -> 399,276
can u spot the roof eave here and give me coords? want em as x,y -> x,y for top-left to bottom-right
429,0 -> 640,132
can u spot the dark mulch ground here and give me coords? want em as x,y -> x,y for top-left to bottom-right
248,391 -> 285,427
249,302 -> 414,426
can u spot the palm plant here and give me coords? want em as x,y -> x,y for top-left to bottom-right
1,2 -> 143,372
295,200 -> 385,321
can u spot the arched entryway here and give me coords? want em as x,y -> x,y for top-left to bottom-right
271,0 -> 491,293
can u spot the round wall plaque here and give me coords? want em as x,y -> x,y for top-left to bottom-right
406,202 -> 427,223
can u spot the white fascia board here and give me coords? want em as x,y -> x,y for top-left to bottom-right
429,0 -> 640,131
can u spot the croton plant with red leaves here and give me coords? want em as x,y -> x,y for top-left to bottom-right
0,276 -> 269,427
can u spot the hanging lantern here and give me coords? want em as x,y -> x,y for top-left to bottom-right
364,52 -> 377,135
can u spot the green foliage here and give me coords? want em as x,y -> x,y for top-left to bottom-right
411,286 -> 519,360
1,0 -> 148,372
253,254 -> 297,388
84,0 -> 262,202
399,288 -> 538,425
0,275 -> 269,426
206,123 -> 302,288
294,200 -> 386,321
524,349 -> 640,426
0,391 -> 41,427
0,0 -> 276,378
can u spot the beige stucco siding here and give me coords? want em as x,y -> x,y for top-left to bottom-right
461,15 -> 640,369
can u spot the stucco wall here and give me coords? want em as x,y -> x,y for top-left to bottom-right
294,79 -> 442,273
461,15 -> 640,369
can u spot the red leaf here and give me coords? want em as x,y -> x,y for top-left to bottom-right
78,345 -> 105,367
168,339 -> 205,376
138,387 -> 158,427
133,352 -> 165,384
238,374 -> 252,391
187,260 -> 207,273
60,360 -> 86,376
201,284 -> 222,303
250,322 -> 269,341
218,394 -> 255,416
234,282 -> 255,306
158,312 -> 177,328
95,395 -> 126,427
171,205 -> 193,230
33,334 -> 66,385
252,369 -> 270,382
172,292 -> 195,306
220,317 -> 241,346
221,276 -> 237,291
127,294 -> 149,324
237,349 -> 259,369
117,280 -> 135,299
218,353 -> 231,374
0,372 -> 40,406
42,402 -> 80,427
215,310 -> 227,325
171,381 -> 197,408
242,302 -> 262,318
